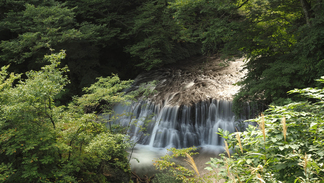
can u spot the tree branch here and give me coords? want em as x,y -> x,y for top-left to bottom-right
237,0 -> 249,10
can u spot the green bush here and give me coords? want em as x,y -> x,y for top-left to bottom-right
207,77 -> 324,182
152,172 -> 183,183
0,51 -> 133,182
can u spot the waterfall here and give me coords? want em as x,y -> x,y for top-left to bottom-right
110,99 -> 245,149
109,57 -> 251,175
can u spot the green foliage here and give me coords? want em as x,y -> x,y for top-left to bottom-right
153,147 -> 206,183
152,171 -> 183,183
232,0 -> 324,114
0,50 -> 71,182
1,0 -> 323,111
75,75 -> 133,113
168,0 -> 324,116
0,1 -> 81,64
0,0 -> 204,97
85,133 -> 131,173
65,0 -> 201,73
169,0 -> 242,56
124,0 -> 201,70
0,50 -> 133,182
206,78 -> 324,182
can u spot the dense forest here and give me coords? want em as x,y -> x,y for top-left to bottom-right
0,0 -> 324,182
1,0 -> 324,107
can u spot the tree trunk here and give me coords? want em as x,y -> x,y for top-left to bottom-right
300,0 -> 312,27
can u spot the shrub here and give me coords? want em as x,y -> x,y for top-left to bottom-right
206,77 -> 324,182
0,50 -> 133,182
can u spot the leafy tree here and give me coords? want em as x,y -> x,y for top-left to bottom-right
168,0 -> 244,56
124,0 -> 201,70
232,0 -> 324,113
61,0 -> 141,83
0,51 -> 72,182
0,0 -> 81,65
238,0 -> 324,110
0,50 -> 133,182
0,0 -> 202,99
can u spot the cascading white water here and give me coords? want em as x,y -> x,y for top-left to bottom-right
107,57 -> 255,176
111,99 -> 243,149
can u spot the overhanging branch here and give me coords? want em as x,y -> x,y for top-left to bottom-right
237,0 -> 249,9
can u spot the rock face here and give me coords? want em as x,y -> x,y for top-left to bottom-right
131,56 -> 246,105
